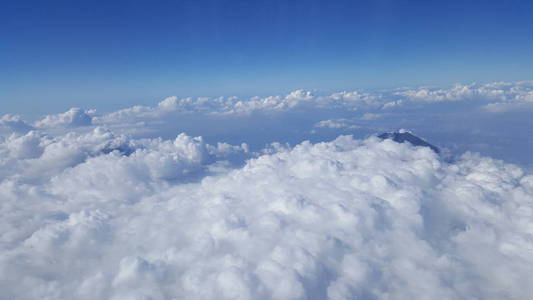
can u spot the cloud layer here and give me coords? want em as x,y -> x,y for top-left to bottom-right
1,128 -> 532,299
1,81 -> 533,299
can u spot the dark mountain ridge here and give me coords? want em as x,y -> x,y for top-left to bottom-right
378,130 -> 440,154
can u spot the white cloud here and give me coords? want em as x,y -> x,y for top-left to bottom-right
91,89 -> 383,126
360,112 -> 383,120
0,114 -> 33,133
35,107 -> 94,128
4,82 -> 530,136
4,130 -> 44,159
0,128 -> 532,299
2,81 -> 533,298
2,81 -> 533,167
315,114 -> 384,130
81,81 -> 533,145
394,81 -> 533,105
314,119 -> 360,129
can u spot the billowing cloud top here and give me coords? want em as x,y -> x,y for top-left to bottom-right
90,80 -> 533,118
35,107 -> 95,128
1,81 -> 533,299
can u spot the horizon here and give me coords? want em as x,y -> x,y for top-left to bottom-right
5,79 -> 533,118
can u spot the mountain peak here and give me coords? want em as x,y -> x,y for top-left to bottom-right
378,130 -> 440,154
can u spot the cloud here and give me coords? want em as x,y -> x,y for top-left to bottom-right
1,128 -> 532,299
314,119 -> 360,129
4,130 -> 44,159
5,81 -> 533,167
84,81 -> 533,140
392,81 -> 533,103
314,114 -> 384,130
360,113 -> 383,120
0,114 -> 34,134
2,81 -> 533,298
11,81 -> 531,136
35,107 -> 95,128
91,89 -> 383,127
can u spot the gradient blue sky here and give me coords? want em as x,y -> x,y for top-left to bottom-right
2,0 -> 533,116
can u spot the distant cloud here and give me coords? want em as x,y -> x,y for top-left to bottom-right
0,114 -> 33,133
35,107 -> 94,128
84,81 -> 533,136
360,112 -> 383,120
314,118 -> 360,129
2,81 -> 531,166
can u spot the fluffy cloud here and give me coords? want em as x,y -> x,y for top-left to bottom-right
393,81 -> 533,104
91,89 -> 383,127
1,81 -> 533,298
4,81 -> 533,167
0,128 -> 532,299
86,81 -> 533,123
1,81 -> 532,173
35,107 -> 95,128
0,114 -> 33,134
10,82 -> 530,137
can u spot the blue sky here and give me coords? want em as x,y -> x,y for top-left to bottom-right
2,0 -> 533,116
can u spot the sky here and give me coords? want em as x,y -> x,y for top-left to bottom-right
2,0 -> 533,116
2,1 -> 533,298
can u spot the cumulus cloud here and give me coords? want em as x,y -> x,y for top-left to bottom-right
35,107 -> 95,128
1,81 -> 533,298
3,81 -> 533,167
0,114 -> 33,134
6,81 -> 530,136
86,81 -> 533,141
1,126 -> 532,299
92,89 -> 383,127
393,81 -> 533,104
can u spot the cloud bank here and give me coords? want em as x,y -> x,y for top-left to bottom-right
85,80 -> 533,167
1,128 -> 532,299
1,80 -> 533,299
87,80 -> 533,120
